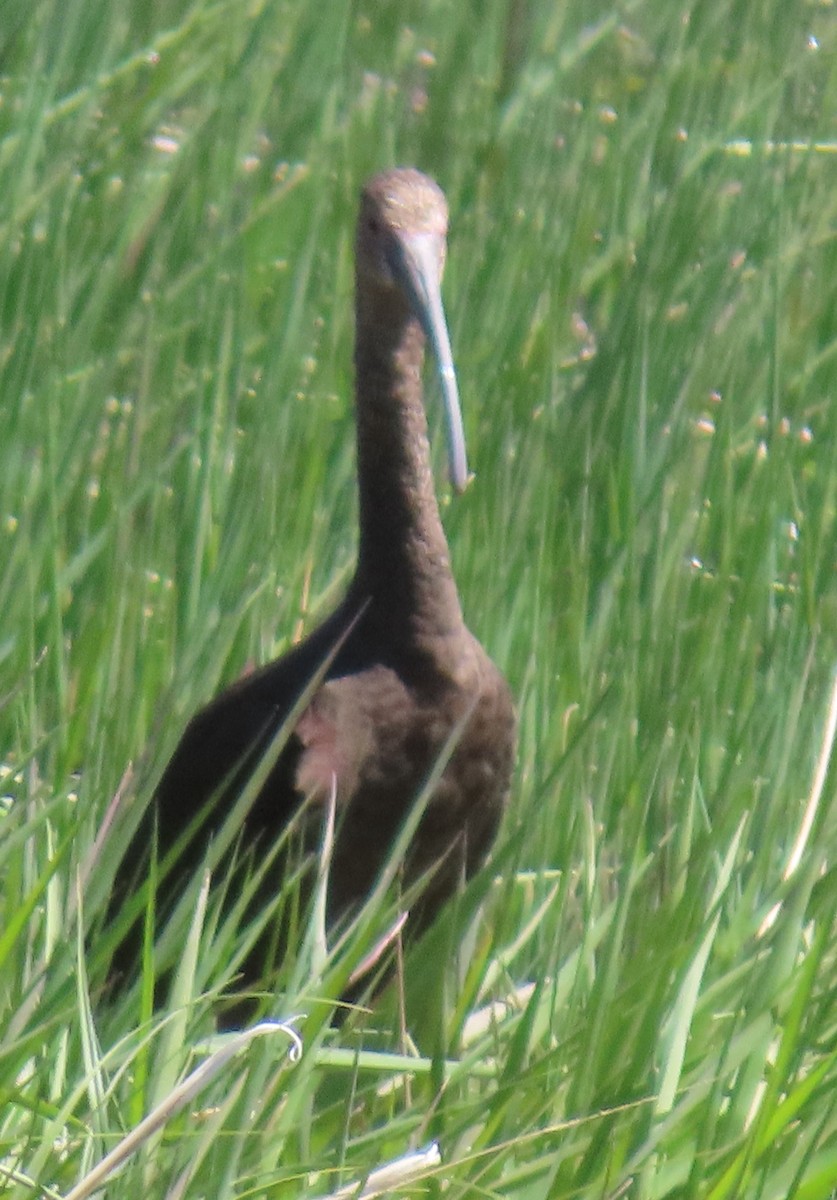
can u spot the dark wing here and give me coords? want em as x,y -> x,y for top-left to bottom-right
107,595 -> 369,987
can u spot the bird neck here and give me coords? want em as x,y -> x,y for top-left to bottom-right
352,298 -> 464,645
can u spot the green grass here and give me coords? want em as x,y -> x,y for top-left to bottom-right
3,0 -> 837,1195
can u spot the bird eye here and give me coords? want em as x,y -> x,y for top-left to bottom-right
367,217 -> 380,233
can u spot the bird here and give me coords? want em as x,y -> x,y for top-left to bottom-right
109,168 -> 516,1007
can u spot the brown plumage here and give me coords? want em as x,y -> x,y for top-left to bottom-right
110,168 -> 515,1001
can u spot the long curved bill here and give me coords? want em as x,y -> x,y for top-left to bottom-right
389,231 -> 469,493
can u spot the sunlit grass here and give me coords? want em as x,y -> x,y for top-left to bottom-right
2,0 -> 837,1196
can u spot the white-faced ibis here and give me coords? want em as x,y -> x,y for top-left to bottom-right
110,168 -> 516,1004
